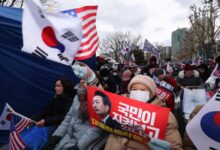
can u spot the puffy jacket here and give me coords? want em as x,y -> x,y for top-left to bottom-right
104,97 -> 183,150
176,70 -> 203,87
52,96 -> 104,150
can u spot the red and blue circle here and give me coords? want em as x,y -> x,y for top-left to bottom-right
200,111 -> 220,142
41,26 -> 65,53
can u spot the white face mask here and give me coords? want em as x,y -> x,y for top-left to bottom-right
129,90 -> 150,102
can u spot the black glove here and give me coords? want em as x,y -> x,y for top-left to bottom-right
67,145 -> 80,150
41,136 -> 62,150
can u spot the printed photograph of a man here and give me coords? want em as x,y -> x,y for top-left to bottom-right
92,90 -> 121,130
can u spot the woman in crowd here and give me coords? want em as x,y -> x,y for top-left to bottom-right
20,77 -> 75,149
104,75 -> 183,150
42,62 -> 104,150
31,77 -> 75,127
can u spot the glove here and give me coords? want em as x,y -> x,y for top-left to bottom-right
148,138 -> 170,150
71,61 -> 96,83
41,136 -> 62,150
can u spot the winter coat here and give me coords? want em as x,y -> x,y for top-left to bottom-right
176,70 -> 203,87
31,93 -> 74,126
104,97 -> 183,150
52,96 -> 104,150
99,77 -> 117,93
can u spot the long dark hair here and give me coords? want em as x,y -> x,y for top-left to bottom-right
55,77 -> 74,98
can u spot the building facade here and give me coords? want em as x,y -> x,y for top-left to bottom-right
171,28 -> 187,57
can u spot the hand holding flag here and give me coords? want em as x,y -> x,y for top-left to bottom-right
71,61 -> 96,83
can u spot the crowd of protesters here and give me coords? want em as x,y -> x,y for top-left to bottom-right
93,55 -> 219,150
3,54 -> 220,150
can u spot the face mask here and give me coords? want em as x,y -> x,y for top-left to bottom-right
103,77 -> 109,81
129,90 -> 150,102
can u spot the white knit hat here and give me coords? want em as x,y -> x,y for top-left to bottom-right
128,75 -> 157,95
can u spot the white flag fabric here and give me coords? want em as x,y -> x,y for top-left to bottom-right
166,62 -> 173,74
0,103 -> 14,130
22,0 -> 83,65
183,88 -> 207,119
186,91 -> 220,150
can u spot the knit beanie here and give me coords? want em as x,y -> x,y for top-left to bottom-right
128,75 -> 157,96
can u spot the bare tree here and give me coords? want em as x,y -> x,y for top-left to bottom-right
99,31 -> 142,64
186,0 -> 220,58
182,28 -> 200,59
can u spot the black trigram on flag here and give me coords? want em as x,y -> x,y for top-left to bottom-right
61,31 -> 79,42
215,90 -> 220,101
32,46 -> 48,59
38,9 -> 45,18
209,147 -> 217,150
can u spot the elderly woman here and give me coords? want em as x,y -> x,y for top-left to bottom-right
104,75 -> 183,150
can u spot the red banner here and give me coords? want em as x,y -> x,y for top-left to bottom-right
156,87 -> 173,100
153,76 -> 175,110
87,86 -> 170,144
156,87 -> 174,110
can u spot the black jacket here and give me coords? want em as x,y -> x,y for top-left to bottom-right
105,116 -> 121,130
31,93 -> 74,126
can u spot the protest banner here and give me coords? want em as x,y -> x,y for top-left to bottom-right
153,76 -> 175,110
183,88 -> 207,119
186,90 -> 220,149
87,86 -> 170,145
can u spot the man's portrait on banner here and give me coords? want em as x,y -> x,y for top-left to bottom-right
92,90 -> 121,130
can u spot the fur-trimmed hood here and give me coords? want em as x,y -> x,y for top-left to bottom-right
178,70 -> 200,79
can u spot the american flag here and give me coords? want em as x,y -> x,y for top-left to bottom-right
63,6 -> 99,60
9,113 -> 30,150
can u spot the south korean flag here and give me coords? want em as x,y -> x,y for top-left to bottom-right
186,90 -> 220,150
0,103 -> 14,130
22,0 -> 83,65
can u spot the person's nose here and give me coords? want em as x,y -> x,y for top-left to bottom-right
93,103 -> 97,108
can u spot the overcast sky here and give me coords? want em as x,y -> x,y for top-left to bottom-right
60,0 -> 202,47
